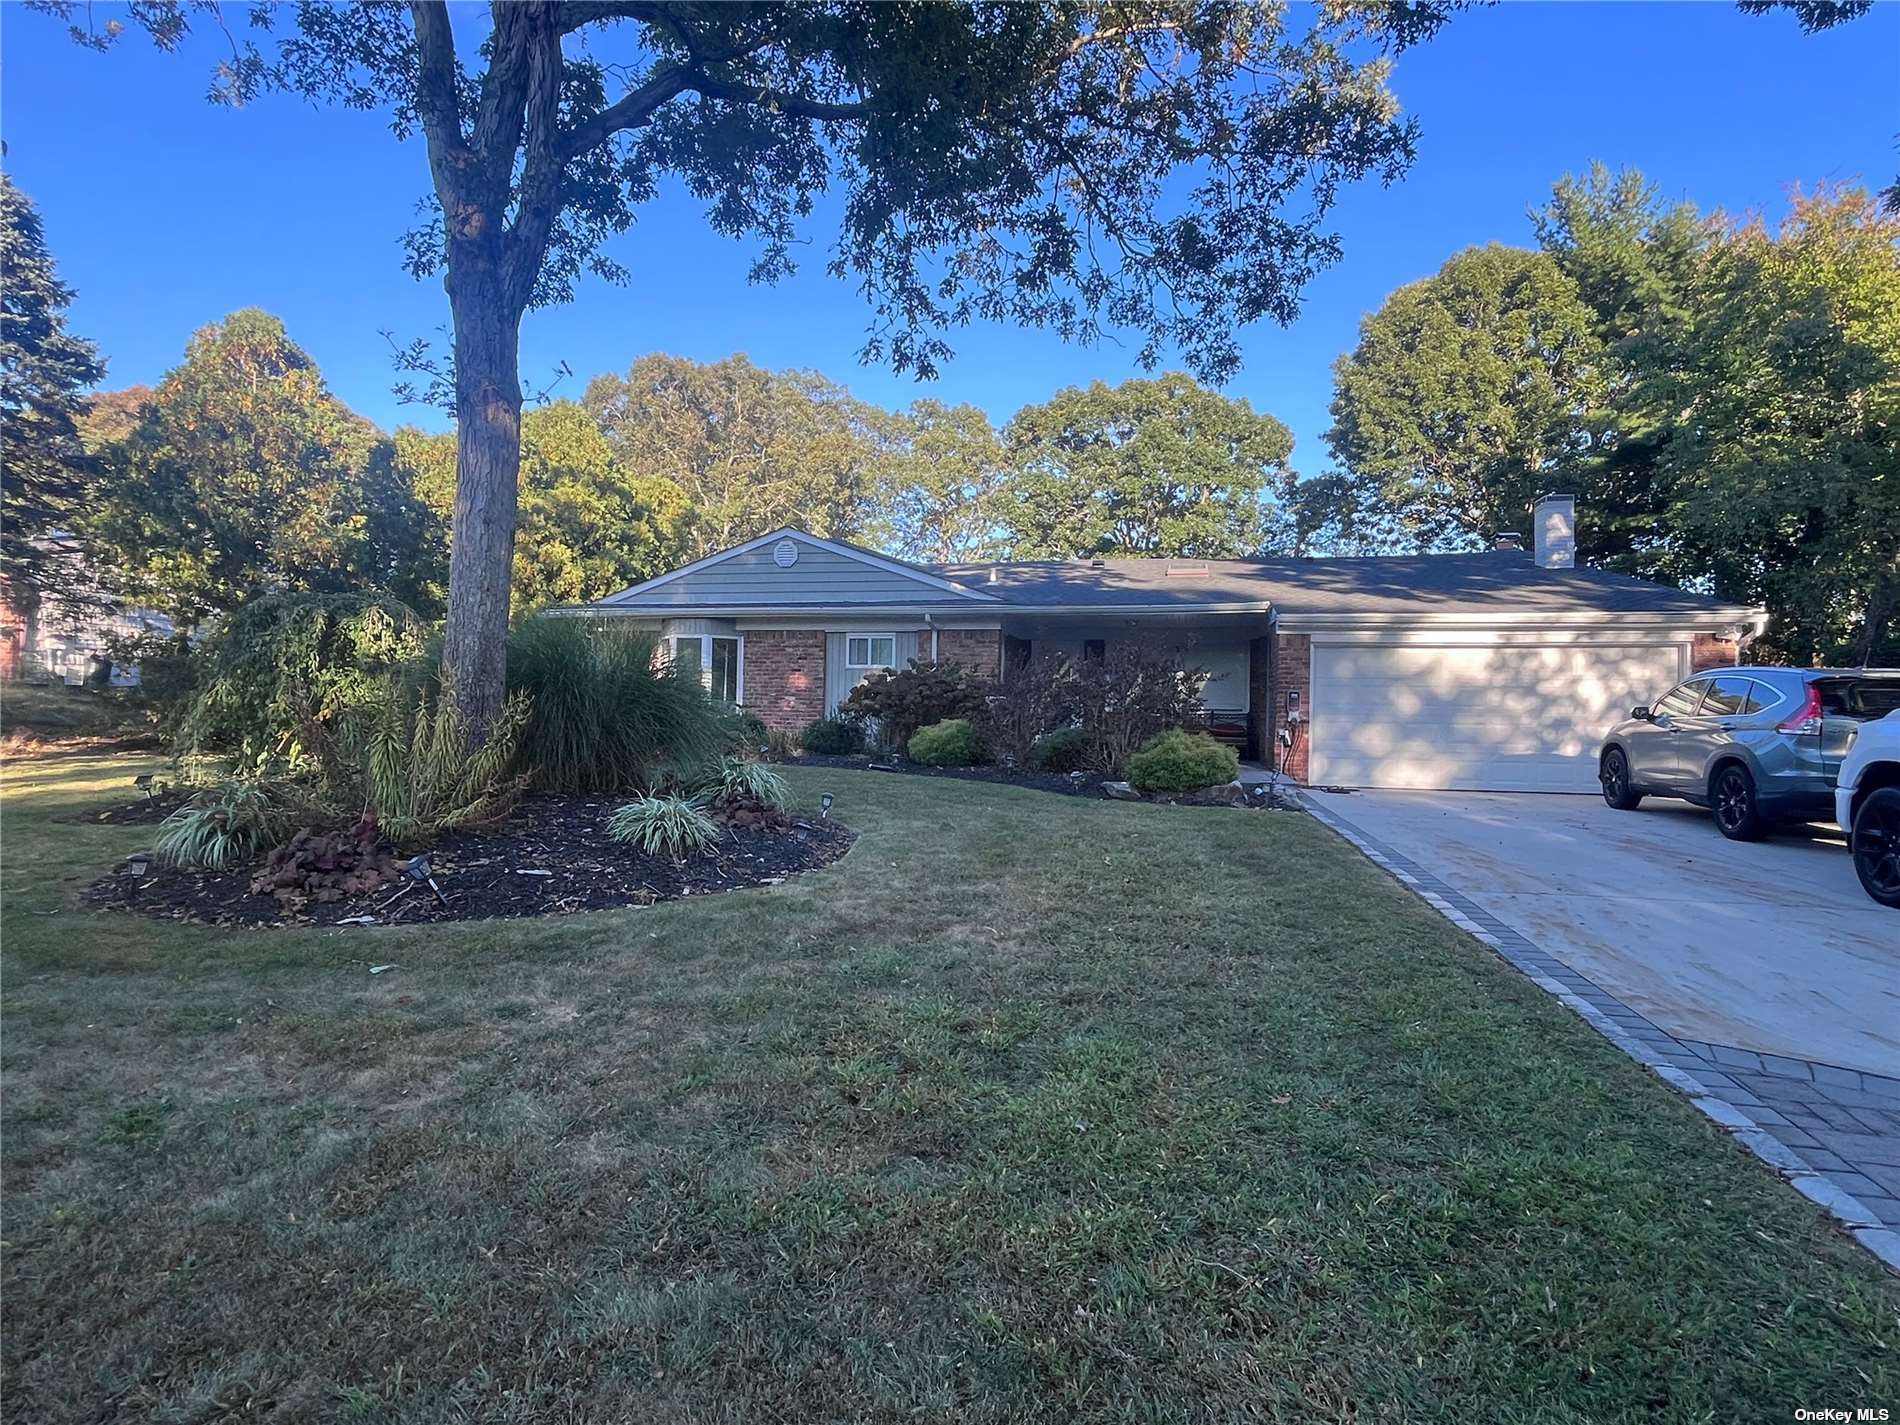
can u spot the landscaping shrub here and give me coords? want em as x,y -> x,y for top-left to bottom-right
800,717 -> 865,755
152,781 -> 292,870
1071,640 -> 1208,774
843,660 -> 991,751
364,686 -> 531,846
506,617 -> 727,794
764,727 -> 801,760
1029,726 -> 1093,773
907,718 -> 982,767
179,592 -> 428,776
1125,729 -> 1239,794
731,710 -> 769,752
978,648 -> 1078,765
608,796 -> 719,859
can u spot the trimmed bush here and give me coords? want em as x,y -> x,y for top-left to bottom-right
907,718 -> 982,767
1029,726 -> 1093,773
506,617 -> 727,794
1124,729 -> 1238,794
608,796 -> 719,860
800,717 -> 865,755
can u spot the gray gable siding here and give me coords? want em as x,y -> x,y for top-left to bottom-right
612,542 -> 977,609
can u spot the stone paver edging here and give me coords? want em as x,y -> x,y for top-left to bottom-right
1300,790 -> 1900,1274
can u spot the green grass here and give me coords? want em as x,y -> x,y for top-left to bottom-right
0,681 -> 154,742
2,753 -> 1895,1422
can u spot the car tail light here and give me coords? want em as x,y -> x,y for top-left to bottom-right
1777,683 -> 1824,735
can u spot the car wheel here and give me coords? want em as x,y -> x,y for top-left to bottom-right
1600,748 -> 1642,810
1850,786 -> 1900,909
1710,763 -> 1765,841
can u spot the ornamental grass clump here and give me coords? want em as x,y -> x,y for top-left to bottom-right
608,796 -> 720,860
364,685 -> 531,846
152,781 -> 292,870
506,617 -> 727,795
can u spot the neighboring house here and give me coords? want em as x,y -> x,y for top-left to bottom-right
0,594 -> 174,688
575,497 -> 1763,793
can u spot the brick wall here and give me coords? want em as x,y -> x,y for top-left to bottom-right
1267,630 -> 1312,782
1691,632 -> 1741,672
744,630 -> 826,729
936,628 -> 1002,678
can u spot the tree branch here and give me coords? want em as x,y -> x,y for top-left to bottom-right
687,75 -> 870,123
557,64 -> 695,162
408,2 -> 478,220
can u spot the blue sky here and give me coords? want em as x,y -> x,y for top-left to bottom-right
2,2 -> 1895,474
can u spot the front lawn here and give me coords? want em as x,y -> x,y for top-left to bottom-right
3,753 -> 1894,1421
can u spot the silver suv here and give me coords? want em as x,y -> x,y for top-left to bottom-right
1598,666 -> 1900,839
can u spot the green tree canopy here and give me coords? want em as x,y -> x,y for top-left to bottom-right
584,354 -> 880,560
39,0 -> 1458,734
398,401 -> 692,615
85,310 -> 386,630
1531,164 -> 1707,570
0,173 -> 104,611
873,400 -> 1011,564
1000,374 -> 1294,558
1325,243 -> 1608,551
1661,189 -> 1900,664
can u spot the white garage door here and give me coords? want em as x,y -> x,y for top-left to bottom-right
1309,641 -> 1687,792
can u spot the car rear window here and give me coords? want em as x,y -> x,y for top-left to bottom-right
1702,676 -> 1757,715
1818,678 -> 1900,718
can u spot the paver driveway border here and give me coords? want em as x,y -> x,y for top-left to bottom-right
1299,790 -> 1900,1274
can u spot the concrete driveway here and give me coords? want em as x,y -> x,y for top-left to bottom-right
1307,789 -> 1900,1078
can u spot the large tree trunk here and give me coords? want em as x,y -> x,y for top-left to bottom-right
439,270 -> 525,736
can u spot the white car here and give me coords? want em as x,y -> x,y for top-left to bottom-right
1835,713 -> 1900,908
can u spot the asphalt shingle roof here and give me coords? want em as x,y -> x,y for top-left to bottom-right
929,552 -> 1745,615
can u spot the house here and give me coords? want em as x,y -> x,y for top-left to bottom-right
575,497 -> 1763,793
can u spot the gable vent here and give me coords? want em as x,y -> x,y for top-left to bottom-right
773,538 -> 800,568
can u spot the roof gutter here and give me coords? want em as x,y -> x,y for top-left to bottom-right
1273,607 -> 1765,633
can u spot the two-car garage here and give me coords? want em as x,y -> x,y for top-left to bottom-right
1303,632 -> 1696,794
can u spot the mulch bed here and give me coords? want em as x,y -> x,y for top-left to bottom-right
84,794 -> 856,928
788,753 -> 1115,798
55,786 -> 195,826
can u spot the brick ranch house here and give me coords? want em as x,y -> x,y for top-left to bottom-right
572,497 -> 1763,793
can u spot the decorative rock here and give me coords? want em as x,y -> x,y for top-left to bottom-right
1102,781 -> 1142,801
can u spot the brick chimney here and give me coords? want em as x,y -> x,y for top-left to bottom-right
1533,495 -> 1575,569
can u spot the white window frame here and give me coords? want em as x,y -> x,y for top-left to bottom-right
668,634 -> 745,705
846,633 -> 897,671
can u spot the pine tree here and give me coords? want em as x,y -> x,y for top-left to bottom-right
0,173 -> 104,611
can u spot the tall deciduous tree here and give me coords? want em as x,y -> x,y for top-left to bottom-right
40,0 -> 1456,734
1001,374 -> 1294,558
397,401 -> 692,614
86,310 -> 384,629
874,400 -> 1011,564
584,353 -> 880,559
1325,244 -> 1607,550
1531,164 -> 1706,572
1662,189 -> 1900,665
0,173 -> 104,612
